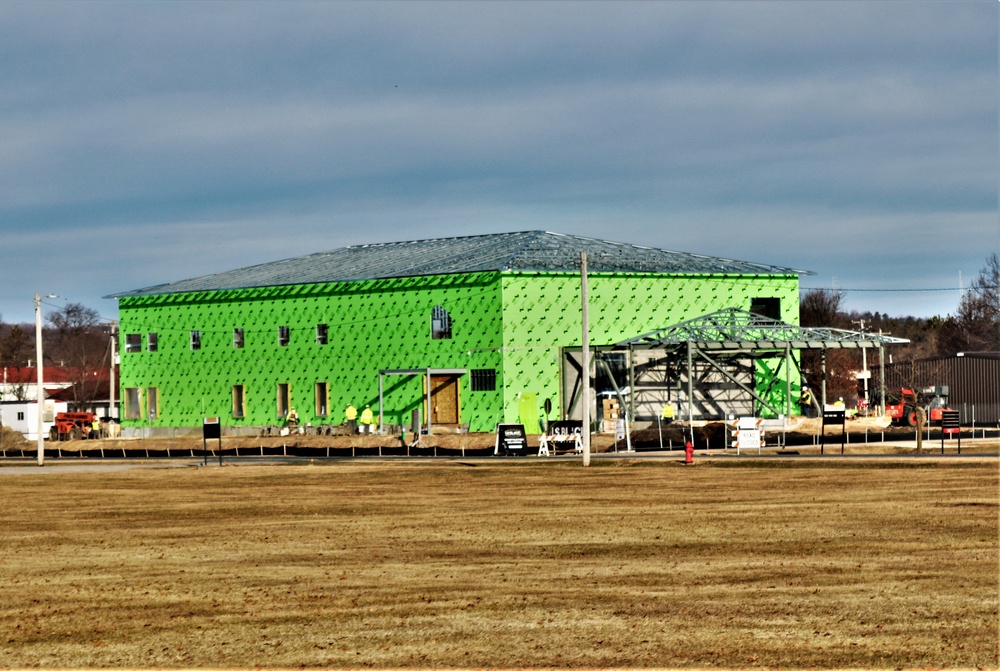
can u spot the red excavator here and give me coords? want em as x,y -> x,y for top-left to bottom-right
886,386 -> 952,427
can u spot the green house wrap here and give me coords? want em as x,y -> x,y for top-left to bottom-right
109,231 -> 806,435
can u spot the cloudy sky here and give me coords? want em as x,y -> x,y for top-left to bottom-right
1,1 -> 997,325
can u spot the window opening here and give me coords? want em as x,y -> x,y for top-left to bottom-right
146,387 -> 158,420
316,324 -> 328,345
276,383 -> 290,419
147,332 -> 157,352
471,369 -> 497,392
278,326 -> 290,347
315,382 -> 329,417
233,328 -> 244,349
124,387 -> 141,420
190,330 -> 201,350
431,306 -> 452,340
232,385 -> 246,418
125,333 -> 141,353
750,297 -> 781,321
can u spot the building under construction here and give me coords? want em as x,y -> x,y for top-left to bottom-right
110,231 -> 823,436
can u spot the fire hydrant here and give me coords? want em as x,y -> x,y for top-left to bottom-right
684,440 -> 694,465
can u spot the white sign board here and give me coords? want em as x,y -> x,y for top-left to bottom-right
731,417 -> 763,454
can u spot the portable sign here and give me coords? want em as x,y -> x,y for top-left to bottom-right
538,420 -> 584,456
494,423 -> 527,456
730,417 -> 763,454
548,420 -> 583,441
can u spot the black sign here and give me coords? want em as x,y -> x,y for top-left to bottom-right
495,423 -> 527,455
822,410 -> 846,425
941,410 -> 960,434
548,420 -> 583,441
203,417 -> 221,439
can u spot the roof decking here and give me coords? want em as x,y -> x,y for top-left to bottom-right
617,308 -> 910,350
110,231 -> 810,298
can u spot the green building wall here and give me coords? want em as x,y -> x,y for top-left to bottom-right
117,271 -> 799,433
498,273 -> 801,424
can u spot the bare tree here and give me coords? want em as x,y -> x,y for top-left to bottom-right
0,317 -> 34,401
799,289 -> 857,403
938,253 -> 1000,355
45,303 -> 108,406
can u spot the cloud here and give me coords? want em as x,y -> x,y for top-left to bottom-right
0,0 -> 995,324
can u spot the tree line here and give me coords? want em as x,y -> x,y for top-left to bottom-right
799,253 -> 999,402
0,303 -> 111,404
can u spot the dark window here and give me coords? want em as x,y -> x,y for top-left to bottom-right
471,369 -> 496,392
278,326 -> 290,346
431,306 -> 452,340
316,324 -> 328,345
17,412 -> 24,421
125,333 -> 141,353
233,328 -> 244,349
190,330 -> 201,350
751,297 -> 781,321
147,332 -> 157,352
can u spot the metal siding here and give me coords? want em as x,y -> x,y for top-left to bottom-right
885,356 -> 1000,423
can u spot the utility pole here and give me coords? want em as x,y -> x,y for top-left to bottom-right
580,251 -> 591,467
853,318 -> 869,413
109,321 -> 118,422
35,293 -> 44,466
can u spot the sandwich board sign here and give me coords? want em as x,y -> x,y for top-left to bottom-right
494,423 -> 527,456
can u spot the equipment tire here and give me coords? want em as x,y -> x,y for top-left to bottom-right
905,407 -> 917,427
69,426 -> 81,441
49,427 -> 58,441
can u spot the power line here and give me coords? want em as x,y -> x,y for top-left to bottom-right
801,286 -> 998,293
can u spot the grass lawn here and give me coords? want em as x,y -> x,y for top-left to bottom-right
0,459 -> 997,668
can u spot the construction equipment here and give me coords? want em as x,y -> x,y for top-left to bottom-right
48,411 -> 101,441
886,386 -> 952,427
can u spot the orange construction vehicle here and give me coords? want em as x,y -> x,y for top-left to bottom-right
885,386 -> 952,427
48,411 -> 101,441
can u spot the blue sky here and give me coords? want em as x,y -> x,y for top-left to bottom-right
1,1 -> 997,325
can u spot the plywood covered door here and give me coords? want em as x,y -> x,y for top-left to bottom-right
428,374 -> 460,426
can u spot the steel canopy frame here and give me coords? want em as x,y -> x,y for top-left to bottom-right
612,308 -> 910,420
378,368 -> 467,434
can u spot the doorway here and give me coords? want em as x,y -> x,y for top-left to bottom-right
427,374 -> 460,426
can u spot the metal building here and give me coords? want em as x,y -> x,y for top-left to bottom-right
884,353 -> 1000,424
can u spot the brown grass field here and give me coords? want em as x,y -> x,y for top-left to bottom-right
0,458 -> 997,669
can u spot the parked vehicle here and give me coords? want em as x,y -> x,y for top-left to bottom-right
885,386 -> 952,427
48,411 -> 101,441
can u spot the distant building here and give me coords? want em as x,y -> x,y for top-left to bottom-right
108,231 -> 808,436
1,366 -> 77,403
884,352 -> 1000,423
1,399 -> 69,441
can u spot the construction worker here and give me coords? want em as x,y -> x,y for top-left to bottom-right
345,403 -> 358,433
661,403 -> 674,424
800,387 -> 813,418
287,407 -> 299,427
359,405 -> 374,434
